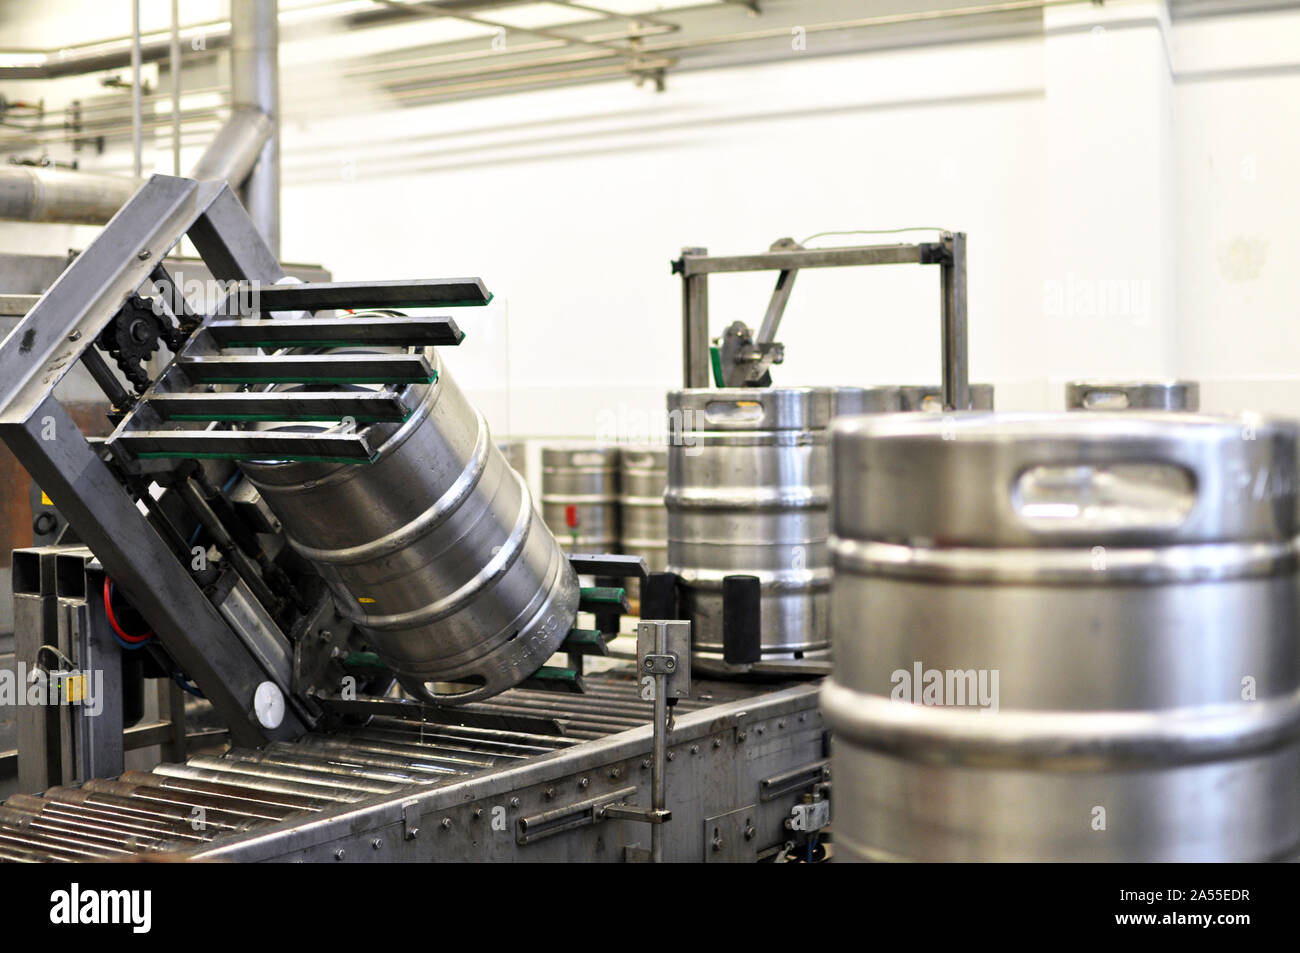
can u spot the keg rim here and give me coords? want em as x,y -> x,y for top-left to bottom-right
830,409 -> 1293,441
820,679 -> 1300,770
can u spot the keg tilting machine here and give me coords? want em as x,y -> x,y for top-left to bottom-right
0,175 -> 829,862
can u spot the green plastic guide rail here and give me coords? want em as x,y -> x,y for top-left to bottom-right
578,586 -> 629,614
518,666 -> 585,694
559,628 -> 610,657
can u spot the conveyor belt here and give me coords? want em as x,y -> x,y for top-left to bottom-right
0,672 -> 726,862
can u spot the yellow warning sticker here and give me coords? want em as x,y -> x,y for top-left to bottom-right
61,674 -> 86,703
358,597 -> 376,604
41,492 -> 52,505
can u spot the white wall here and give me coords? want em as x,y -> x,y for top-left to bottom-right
280,29 -> 1049,439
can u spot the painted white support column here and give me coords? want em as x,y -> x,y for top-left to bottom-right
1041,0 -> 1176,396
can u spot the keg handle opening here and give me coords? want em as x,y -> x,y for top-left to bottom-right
1079,388 -> 1132,411
1012,462 -> 1197,531
703,399 -> 765,425
411,675 -> 491,705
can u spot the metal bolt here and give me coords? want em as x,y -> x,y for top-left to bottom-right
666,751 -> 675,762
778,719 -> 787,729
333,849 -> 345,861
137,249 -> 151,260
578,777 -> 589,789
643,658 -> 653,671
756,725 -> 765,735
665,658 -> 675,670
641,758 -> 651,770
473,808 -> 483,820
713,738 -> 722,749
510,797 -> 520,809
544,787 -> 556,800
609,767 -> 621,780
68,331 -> 81,341
440,818 -> 451,830
689,744 -> 699,755
712,835 -> 724,852
736,730 -> 747,743
744,825 -> 756,841
371,838 -> 382,850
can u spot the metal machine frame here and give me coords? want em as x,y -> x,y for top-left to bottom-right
672,233 -> 970,409
0,175 -> 307,749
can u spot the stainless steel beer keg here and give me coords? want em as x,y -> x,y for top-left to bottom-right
241,349 -> 580,705
824,411 -> 1300,861
667,386 -> 869,657
1066,379 -> 1200,412
619,446 -> 669,580
541,444 -> 620,555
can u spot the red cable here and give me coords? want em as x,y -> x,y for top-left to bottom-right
103,577 -> 153,643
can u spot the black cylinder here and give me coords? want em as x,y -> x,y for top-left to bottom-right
722,574 -> 762,665
641,572 -> 679,621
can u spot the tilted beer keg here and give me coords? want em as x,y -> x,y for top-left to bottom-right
241,348 -> 580,705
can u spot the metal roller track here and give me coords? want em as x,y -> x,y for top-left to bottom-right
0,671 -> 796,863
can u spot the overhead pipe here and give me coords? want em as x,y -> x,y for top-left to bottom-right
230,0 -> 279,256
188,106 -> 273,191
0,0 -> 277,228
0,0 -> 468,80
0,107 -> 271,225
0,166 -> 139,224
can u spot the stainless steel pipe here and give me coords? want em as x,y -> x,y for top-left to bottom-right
230,0 -> 280,255
825,411 -> 1300,861
0,107 -> 270,224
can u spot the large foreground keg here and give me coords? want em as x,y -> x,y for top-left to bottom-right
824,411 -> 1300,861
619,446 -> 669,579
667,386 -> 870,657
898,382 -> 995,412
1066,379 -> 1199,412
541,444 -> 620,554
241,349 -> 580,705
